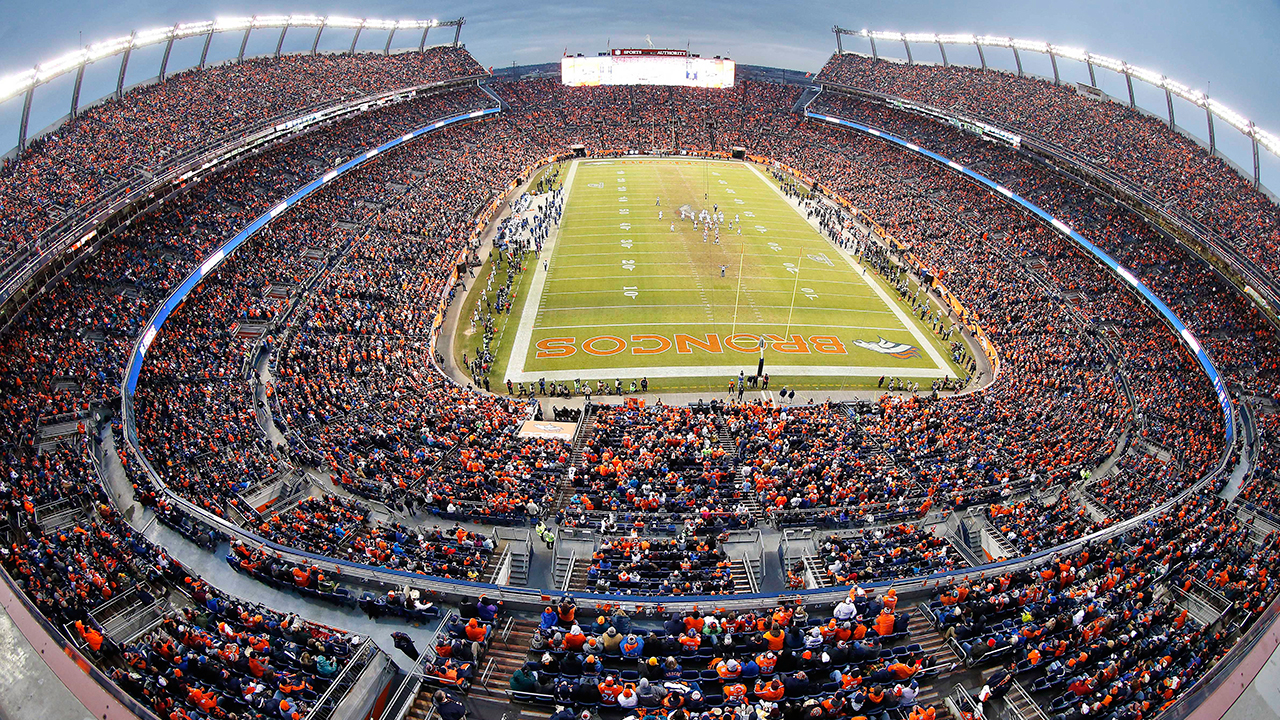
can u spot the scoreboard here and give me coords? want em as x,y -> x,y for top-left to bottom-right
562,48 -> 735,88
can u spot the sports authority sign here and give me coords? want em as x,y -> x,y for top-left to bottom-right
611,48 -> 689,56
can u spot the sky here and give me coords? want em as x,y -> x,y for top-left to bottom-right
0,0 -> 1277,180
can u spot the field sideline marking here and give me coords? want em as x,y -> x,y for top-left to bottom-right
529,321 -> 904,331
505,159 -> 578,380
505,364 -> 951,383
546,274 -> 879,288
535,304 -> 897,314
744,161 -> 952,373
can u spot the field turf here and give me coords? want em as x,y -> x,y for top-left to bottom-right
461,157 -> 964,394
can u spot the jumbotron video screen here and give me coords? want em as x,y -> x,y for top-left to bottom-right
561,48 -> 735,87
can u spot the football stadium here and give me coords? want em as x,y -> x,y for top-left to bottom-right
0,7 -> 1278,720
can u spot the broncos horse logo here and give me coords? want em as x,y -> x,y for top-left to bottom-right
851,337 -> 921,360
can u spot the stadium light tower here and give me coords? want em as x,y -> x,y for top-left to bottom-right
0,14 -> 465,157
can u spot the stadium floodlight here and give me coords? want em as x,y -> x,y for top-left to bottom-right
288,15 -> 325,27
868,31 -> 905,42
1162,79 -> 1206,107
363,18 -> 399,30
1087,54 -> 1125,73
936,33 -> 976,45
35,50 -> 90,81
1207,98 -> 1251,133
0,70 -> 36,102
175,21 -> 214,36
1256,128 -> 1280,156
1050,45 -> 1087,62
975,36 -> 1014,48
86,35 -> 135,63
903,32 -> 937,44
1127,65 -> 1163,86
133,27 -> 174,47
214,16 -> 254,31
253,15 -> 292,28
325,16 -> 364,28
1011,38 -> 1048,53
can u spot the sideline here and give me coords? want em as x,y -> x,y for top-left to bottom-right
504,159 -> 579,380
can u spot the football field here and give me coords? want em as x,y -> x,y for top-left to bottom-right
490,157 -> 962,392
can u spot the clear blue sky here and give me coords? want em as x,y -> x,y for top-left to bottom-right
1,0 -> 1277,181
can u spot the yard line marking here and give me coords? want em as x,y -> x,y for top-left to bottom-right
505,158 -> 579,379
745,161 -> 952,373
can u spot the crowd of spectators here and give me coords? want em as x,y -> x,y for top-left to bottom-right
0,46 -> 483,267
584,532 -> 737,596
516,594 -> 942,718
815,53 -> 1280,283
562,404 -> 744,524
935,492 -> 1276,718
818,526 -> 963,585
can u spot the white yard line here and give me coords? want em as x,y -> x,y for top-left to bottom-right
744,161 -> 952,373
506,364 -> 951,383
505,159 -> 579,380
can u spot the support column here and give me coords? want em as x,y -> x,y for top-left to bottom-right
869,36 -> 878,60
116,33 -> 136,99
903,39 -> 913,64
1087,60 -> 1096,87
349,26 -> 363,54
159,32 -> 176,81
1165,86 -> 1175,129
237,25 -> 253,62
1012,47 -> 1023,77
937,40 -> 948,66
419,26 -> 430,51
1206,105 -> 1216,154
975,42 -> 986,70
452,22 -> 462,47
1049,52 -> 1059,85
17,85 -> 34,155
275,25 -> 288,57
1124,71 -> 1135,108
1251,123 -> 1261,188
312,24 -> 325,55
383,27 -> 396,55
199,29 -> 214,68
69,64 -> 85,118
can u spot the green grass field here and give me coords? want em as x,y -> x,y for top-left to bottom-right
462,157 -> 964,393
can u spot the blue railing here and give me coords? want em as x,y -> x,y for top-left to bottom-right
123,105 -> 501,395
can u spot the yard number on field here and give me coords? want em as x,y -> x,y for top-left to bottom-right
622,260 -> 636,271
623,286 -> 639,298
